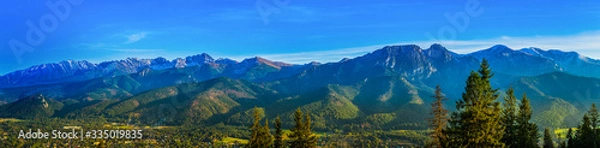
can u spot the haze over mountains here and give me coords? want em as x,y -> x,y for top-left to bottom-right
1,44 -> 599,129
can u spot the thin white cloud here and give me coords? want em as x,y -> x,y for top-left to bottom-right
82,31 -> 600,65
224,45 -> 388,64
125,32 -> 147,44
427,31 -> 600,54
237,31 -> 600,64
108,48 -> 164,53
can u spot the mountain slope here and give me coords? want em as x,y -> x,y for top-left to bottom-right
512,72 -> 600,127
469,45 -> 562,76
512,72 -> 600,106
353,76 -> 428,114
100,77 -> 280,125
520,47 -> 600,78
0,94 -> 64,119
0,54 -> 314,89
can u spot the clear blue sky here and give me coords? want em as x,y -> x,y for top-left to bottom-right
1,0 -> 599,74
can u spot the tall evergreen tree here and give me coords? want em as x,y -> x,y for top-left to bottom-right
566,128 -> 574,148
289,108 -> 304,148
446,59 -> 505,147
559,140 -> 567,148
248,107 -> 263,148
247,107 -> 272,148
572,104 -> 600,148
502,88 -> 518,147
515,93 -> 539,148
577,114 -> 593,147
260,119 -> 274,147
429,85 -> 448,148
544,128 -> 554,148
289,108 -> 317,148
274,115 -> 283,148
304,111 -> 317,147
588,104 -> 599,147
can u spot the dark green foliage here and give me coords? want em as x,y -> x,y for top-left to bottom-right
589,104 -> 600,147
515,93 -> 539,148
289,108 -> 304,148
289,108 -> 317,148
566,128 -> 574,147
569,104 -> 600,148
248,107 -> 262,148
274,115 -> 283,148
502,88 -> 519,147
428,85 -> 448,148
445,59 -> 505,147
247,107 -> 273,148
559,141 -> 567,148
544,128 -> 554,148
304,111 -> 317,147
261,119 -> 274,147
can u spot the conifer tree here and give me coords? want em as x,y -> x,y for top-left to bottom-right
289,108 -> 317,148
289,108 -> 305,148
274,115 -> 283,148
515,93 -> 539,148
588,104 -> 599,147
544,128 -> 554,148
260,119 -> 274,147
429,85 -> 448,148
566,128 -> 574,147
445,59 -> 505,147
575,114 -> 593,147
572,104 -> 600,147
304,111 -> 317,147
248,107 -> 263,148
559,140 -> 567,148
502,88 -> 518,147
247,107 -> 272,148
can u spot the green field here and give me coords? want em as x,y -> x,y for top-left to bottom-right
0,118 -> 23,123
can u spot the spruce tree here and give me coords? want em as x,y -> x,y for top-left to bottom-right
515,93 -> 539,148
274,115 -> 283,148
260,119 -> 274,147
304,111 -> 317,147
429,85 -> 448,148
559,141 -> 567,148
576,114 -> 593,147
588,104 -> 599,147
501,88 -> 518,147
289,108 -> 304,148
573,104 -> 600,147
544,128 -> 554,148
248,107 -> 263,148
566,128 -> 573,148
289,108 -> 317,148
446,59 -> 505,147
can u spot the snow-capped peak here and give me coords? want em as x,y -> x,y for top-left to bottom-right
518,47 -> 546,57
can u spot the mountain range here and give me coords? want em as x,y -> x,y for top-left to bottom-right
1,44 -> 599,129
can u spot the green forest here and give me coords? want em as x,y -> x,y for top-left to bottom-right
1,59 -> 599,148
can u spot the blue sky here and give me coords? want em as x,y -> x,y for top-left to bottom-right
1,0 -> 599,74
